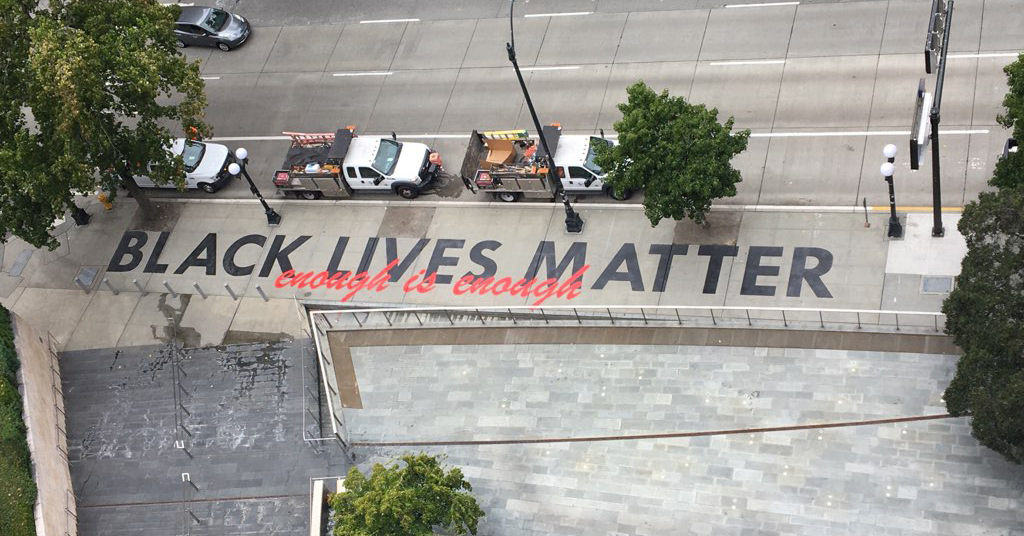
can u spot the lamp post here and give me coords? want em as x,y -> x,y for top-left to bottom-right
228,147 -> 281,226
506,0 -> 584,234
880,158 -> 902,239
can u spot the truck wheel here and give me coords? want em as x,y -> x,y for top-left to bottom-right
395,185 -> 418,199
496,192 -> 520,203
198,182 -> 217,193
297,191 -> 321,200
608,187 -> 633,201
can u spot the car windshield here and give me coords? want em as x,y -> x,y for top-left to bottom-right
584,136 -> 612,175
373,139 -> 402,175
200,9 -> 230,32
181,141 -> 206,173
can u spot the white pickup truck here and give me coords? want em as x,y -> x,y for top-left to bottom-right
272,127 -> 442,200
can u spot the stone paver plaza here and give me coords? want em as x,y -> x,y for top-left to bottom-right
346,343 -> 1024,535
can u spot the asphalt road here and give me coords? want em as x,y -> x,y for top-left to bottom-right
150,0 -> 1024,208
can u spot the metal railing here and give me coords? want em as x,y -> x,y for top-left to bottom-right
297,297 -> 350,449
308,305 -> 946,335
46,333 -> 77,536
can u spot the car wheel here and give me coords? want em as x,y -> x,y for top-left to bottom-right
297,191 -> 321,200
198,182 -> 217,193
496,192 -> 520,203
177,40 -> 187,48
395,185 -> 418,199
608,187 -> 633,201
217,42 -> 230,52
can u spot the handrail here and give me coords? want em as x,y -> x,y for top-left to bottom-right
310,304 -> 943,318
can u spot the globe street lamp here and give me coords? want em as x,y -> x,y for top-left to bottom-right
228,147 -> 281,226
507,0 -> 584,234
880,160 -> 902,239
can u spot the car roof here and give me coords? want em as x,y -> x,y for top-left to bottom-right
177,6 -> 213,25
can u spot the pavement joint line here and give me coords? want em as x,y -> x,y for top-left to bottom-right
524,12 -> 593,18
147,197 -> 965,213
331,71 -> 393,77
520,66 -> 581,71
350,414 -> 957,447
199,76 -> 220,80
725,1 -> 800,8
77,493 -> 307,509
359,18 -> 419,24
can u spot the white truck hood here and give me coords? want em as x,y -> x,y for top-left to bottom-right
392,142 -> 430,180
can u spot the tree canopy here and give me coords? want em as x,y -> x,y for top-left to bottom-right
331,454 -> 485,536
997,53 -> 1024,142
0,0 -> 209,249
594,81 -> 750,226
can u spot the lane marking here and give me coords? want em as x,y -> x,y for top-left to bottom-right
209,129 -> 991,143
520,66 -> 581,71
200,76 -> 220,80
708,60 -> 786,66
947,52 -> 1021,59
359,18 -> 419,24
332,71 -> 393,77
725,1 -> 799,8
749,129 -> 989,138
524,12 -> 593,18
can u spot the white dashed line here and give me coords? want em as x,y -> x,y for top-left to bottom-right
359,18 -> 419,24
524,12 -> 593,18
520,66 -> 581,71
947,52 -> 1021,59
200,76 -> 220,80
332,71 -> 393,77
725,1 -> 799,7
708,60 -> 786,66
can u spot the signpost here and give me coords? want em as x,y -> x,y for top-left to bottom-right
909,78 -> 931,171
913,0 -> 953,237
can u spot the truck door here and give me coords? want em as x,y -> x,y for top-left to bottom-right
358,167 -> 387,190
566,166 -> 596,191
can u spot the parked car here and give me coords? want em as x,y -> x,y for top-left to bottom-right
134,139 -> 236,193
174,6 -> 251,51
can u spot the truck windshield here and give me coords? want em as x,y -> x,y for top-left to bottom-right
584,137 -> 612,175
181,141 -> 206,173
373,139 -> 402,175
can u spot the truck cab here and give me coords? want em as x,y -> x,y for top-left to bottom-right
554,136 -> 618,195
273,128 -> 441,199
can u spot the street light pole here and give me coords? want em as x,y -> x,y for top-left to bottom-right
881,144 -> 902,239
229,147 -> 282,226
507,0 -> 584,234
927,0 -> 954,237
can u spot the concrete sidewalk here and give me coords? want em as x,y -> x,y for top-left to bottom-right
0,196 -> 965,351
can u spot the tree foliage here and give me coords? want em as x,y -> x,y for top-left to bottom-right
997,52 -> 1024,141
942,185 -> 1024,464
594,81 -> 750,226
331,454 -> 485,536
0,0 -> 209,249
0,307 -> 37,536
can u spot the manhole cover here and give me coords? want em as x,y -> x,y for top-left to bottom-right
921,276 -> 953,294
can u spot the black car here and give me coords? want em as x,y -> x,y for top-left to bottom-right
174,6 -> 251,51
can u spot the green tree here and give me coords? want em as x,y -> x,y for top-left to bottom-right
942,186 -> 1024,464
594,81 -> 750,226
997,53 -> 1024,141
0,307 -> 37,536
0,0 -> 209,249
331,454 -> 485,536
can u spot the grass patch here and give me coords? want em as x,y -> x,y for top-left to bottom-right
0,306 -> 38,536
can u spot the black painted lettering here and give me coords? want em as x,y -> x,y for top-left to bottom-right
425,239 -> 465,285
258,235 -> 311,277
464,240 -> 502,279
107,231 -> 148,272
740,246 -> 783,296
355,237 -> 378,274
648,244 -> 689,292
174,233 -> 217,275
592,243 -> 644,291
524,241 -> 587,280
385,238 -> 431,282
223,234 -> 267,277
787,247 -> 834,298
143,231 -> 171,274
697,245 -> 739,294
325,237 -> 350,277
